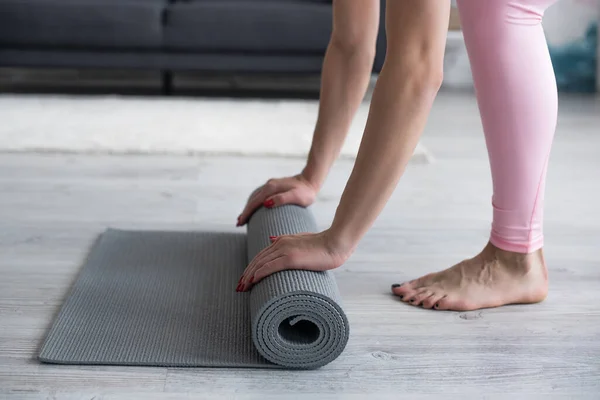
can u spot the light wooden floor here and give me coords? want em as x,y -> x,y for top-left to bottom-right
1,93 -> 599,399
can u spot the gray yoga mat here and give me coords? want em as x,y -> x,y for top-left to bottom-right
38,205 -> 349,369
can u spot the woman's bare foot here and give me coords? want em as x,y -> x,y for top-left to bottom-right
391,242 -> 548,311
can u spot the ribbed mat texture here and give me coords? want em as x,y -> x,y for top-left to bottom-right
38,205 -> 349,369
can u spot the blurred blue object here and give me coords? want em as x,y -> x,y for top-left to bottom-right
548,23 -> 598,93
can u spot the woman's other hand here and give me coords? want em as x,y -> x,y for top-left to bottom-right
237,174 -> 319,227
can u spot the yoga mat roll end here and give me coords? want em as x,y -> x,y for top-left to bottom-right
251,272 -> 350,369
248,204 -> 350,369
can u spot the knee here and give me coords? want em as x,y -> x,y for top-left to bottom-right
382,48 -> 444,95
329,29 -> 377,60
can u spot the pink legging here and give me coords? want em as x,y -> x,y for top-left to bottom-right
456,0 -> 559,253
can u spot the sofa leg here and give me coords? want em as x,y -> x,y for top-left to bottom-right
162,71 -> 173,95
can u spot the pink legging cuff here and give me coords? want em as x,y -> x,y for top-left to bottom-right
490,234 -> 544,254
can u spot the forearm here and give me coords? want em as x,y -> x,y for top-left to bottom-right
302,39 -> 375,189
328,64 -> 442,251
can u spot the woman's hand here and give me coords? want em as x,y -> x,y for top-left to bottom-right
236,230 -> 352,292
237,174 -> 319,226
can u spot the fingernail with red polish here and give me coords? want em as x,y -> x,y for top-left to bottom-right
269,235 -> 277,240
264,199 -> 275,208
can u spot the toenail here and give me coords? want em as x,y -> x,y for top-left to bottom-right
391,284 -> 401,289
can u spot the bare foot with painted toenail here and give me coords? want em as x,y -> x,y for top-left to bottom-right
391,242 -> 548,311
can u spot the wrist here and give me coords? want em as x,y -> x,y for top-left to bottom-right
300,164 -> 327,192
322,226 -> 358,261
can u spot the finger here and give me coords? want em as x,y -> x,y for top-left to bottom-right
237,189 -> 265,226
240,244 -> 275,282
251,256 -> 289,285
240,248 -> 284,291
239,184 -> 279,225
240,242 -> 281,285
265,190 -> 298,208
238,192 -> 267,225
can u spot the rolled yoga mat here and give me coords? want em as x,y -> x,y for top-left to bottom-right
38,205 -> 349,369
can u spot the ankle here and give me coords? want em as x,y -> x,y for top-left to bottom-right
485,242 -> 545,272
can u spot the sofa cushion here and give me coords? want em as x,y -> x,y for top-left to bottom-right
0,0 -> 167,50
164,1 -> 332,53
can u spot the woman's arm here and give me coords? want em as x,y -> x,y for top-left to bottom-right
328,0 -> 451,253
301,0 -> 381,188
238,0 -> 451,290
237,0 -> 380,226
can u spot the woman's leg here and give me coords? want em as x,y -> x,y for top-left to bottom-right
460,0 -> 558,253
393,0 -> 557,311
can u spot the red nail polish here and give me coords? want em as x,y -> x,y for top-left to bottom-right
264,199 -> 275,208
269,236 -> 277,240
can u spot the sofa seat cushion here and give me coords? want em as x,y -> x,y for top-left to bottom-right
164,1 -> 332,53
0,0 -> 167,50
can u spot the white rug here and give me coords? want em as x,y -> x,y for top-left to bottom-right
0,95 -> 432,162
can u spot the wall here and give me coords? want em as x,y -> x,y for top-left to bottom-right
443,0 -> 599,92
544,0 -> 598,92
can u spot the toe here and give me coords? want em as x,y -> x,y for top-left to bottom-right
399,287 -> 421,303
391,282 -> 413,299
433,295 -> 450,311
434,295 -> 477,311
422,293 -> 442,309
410,290 -> 433,307
406,288 -> 429,305
392,273 -> 437,298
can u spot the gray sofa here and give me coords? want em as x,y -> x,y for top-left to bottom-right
0,0 -> 386,81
